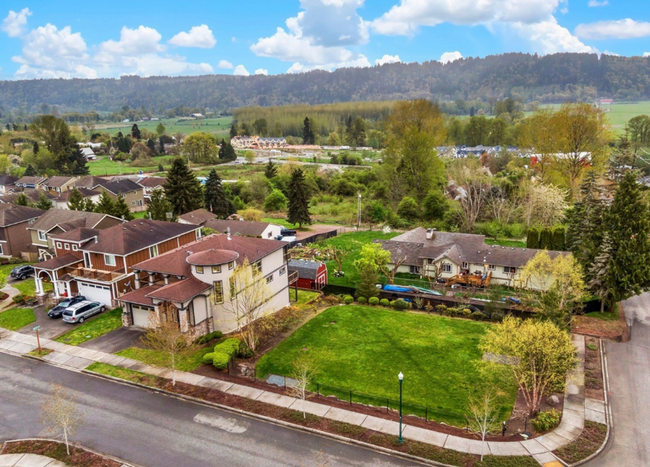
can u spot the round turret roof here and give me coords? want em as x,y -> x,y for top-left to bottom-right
186,249 -> 239,267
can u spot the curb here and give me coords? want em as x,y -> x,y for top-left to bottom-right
568,338 -> 612,467
1,437 -> 144,467
81,369 -> 450,467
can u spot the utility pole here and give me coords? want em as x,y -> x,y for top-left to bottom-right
357,192 -> 362,231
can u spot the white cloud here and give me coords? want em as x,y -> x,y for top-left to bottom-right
233,64 -> 249,76
512,17 -> 596,54
254,68 -> 268,75
286,54 -> 370,73
602,50 -> 619,56
168,25 -> 216,48
440,51 -> 463,64
588,0 -> 608,7
375,54 -> 401,65
96,26 -> 164,63
576,19 -> 650,40
2,8 -> 32,37
643,52 -> 650,57
218,60 -> 233,69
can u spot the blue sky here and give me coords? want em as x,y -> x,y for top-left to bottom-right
0,0 -> 648,80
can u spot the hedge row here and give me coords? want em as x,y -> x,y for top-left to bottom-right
202,337 -> 240,369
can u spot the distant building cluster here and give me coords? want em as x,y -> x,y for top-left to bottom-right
230,136 -> 287,149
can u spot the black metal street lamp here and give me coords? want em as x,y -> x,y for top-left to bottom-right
398,371 -> 404,443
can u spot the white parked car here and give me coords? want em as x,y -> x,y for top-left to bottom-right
62,301 -> 106,324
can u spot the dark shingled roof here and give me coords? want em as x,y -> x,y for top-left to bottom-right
137,177 -> 166,188
75,176 -> 109,189
202,219 -> 273,237
0,204 -> 44,227
0,175 -> 17,186
15,176 -> 46,186
187,249 -> 239,266
178,208 -> 217,226
51,228 -> 100,242
29,210 -> 116,233
81,219 -> 198,256
33,253 -> 83,271
43,176 -> 74,188
145,277 -> 211,303
55,187 -> 100,202
288,259 -> 324,280
101,179 -> 142,195
1,189 -> 55,205
132,233 -> 285,276
117,285 -> 162,306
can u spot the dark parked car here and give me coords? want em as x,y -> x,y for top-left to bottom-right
47,295 -> 86,319
280,228 -> 297,237
10,264 -> 34,280
62,300 -> 105,324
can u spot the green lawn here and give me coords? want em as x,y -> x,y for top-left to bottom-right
95,116 -> 232,138
257,306 -> 517,426
87,156 -> 174,176
131,211 -> 148,219
484,238 -> 527,248
262,217 -> 313,230
317,231 -> 399,288
0,263 -> 51,297
0,308 -> 35,330
55,308 -> 123,346
116,345 -> 214,372
292,289 -> 321,306
86,362 -> 160,386
585,311 -> 619,321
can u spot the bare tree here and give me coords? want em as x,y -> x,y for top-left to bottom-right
287,353 -> 318,419
223,258 -> 273,353
324,246 -> 349,275
467,390 -> 502,461
378,255 -> 407,284
448,161 -> 491,233
522,182 -> 569,227
40,383 -> 83,455
141,309 -> 197,386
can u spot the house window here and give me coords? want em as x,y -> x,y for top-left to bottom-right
137,199 -> 143,206
38,231 -> 47,241
279,267 -> 286,276
409,265 -> 421,274
72,245 -> 78,251
427,258 -> 435,264
131,201 -> 136,206
252,260 -> 262,276
462,262 -> 469,269
213,281 -> 223,304
228,261 -> 234,270
212,265 -> 221,274
188,305 -> 196,327
488,264 -> 495,271
442,263 -> 452,273
104,254 -> 116,266
267,232 -> 272,238
230,276 -> 237,299
196,266 -> 204,274
0,244 -> 4,255
149,245 -> 158,258
503,266 -> 516,274
64,243 -> 70,250
56,242 -> 62,249
266,274 -> 274,284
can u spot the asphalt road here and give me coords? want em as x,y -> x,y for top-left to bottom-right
0,353 -> 419,467
588,293 -> 650,466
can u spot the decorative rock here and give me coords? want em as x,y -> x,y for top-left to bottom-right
547,395 -> 561,406
239,364 -> 255,377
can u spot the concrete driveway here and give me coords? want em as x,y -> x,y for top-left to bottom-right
79,327 -> 145,353
17,305 -> 69,340
588,293 -> 650,466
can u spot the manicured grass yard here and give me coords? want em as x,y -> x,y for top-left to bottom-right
317,231 -> 399,288
0,308 -> 35,330
257,305 -> 517,426
292,289 -> 321,306
0,263 -> 52,296
86,362 -> 160,386
116,345 -> 214,372
55,308 -> 123,346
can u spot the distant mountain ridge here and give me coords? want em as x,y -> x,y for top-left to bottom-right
0,53 -> 648,113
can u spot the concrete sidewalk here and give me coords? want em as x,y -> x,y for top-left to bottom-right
0,329 -> 595,466
0,453 -> 66,467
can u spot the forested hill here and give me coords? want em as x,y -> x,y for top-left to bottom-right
1,53 -> 649,114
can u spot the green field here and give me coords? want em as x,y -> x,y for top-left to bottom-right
257,305 -> 517,426
87,156 -> 174,176
96,116 -> 232,138
537,101 -> 650,133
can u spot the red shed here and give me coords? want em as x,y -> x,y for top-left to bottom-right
288,259 -> 327,290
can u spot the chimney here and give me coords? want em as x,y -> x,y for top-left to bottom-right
425,228 -> 434,240
227,227 -> 231,241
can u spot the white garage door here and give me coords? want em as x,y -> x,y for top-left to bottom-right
132,305 -> 153,327
78,282 -> 112,306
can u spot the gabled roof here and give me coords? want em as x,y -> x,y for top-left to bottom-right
75,176 -> 108,189
33,253 -> 83,271
43,176 -> 74,188
0,175 -> 17,187
101,179 -> 142,195
50,227 -> 100,242
116,285 -> 162,307
145,277 -> 211,303
178,208 -> 217,226
55,187 -> 100,202
29,209 -> 118,233
0,204 -> 44,227
81,219 -> 198,256
202,219 -> 275,237
15,176 -> 46,186
132,233 -> 285,276
288,259 -> 324,280
137,177 -> 166,188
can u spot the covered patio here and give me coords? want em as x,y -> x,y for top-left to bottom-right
33,253 -> 83,300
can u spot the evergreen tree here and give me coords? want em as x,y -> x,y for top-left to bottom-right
159,136 -> 166,154
552,227 -> 566,251
113,195 -> 134,220
264,159 -> 278,179
158,162 -> 164,172
15,193 -> 29,206
204,169 -> 231,218
539,228 -> 553,250
526,227 -> 540,249
588,233 -> 613,313
67,188 -> 85,211
287,168 -> 311,227
68,146 -> 89,176
218,139 -> 237,161
95,191 -> 116,216
146,138 -> 157,154
302,117 -> 315,145
24,164 -> 36,177
605,172 -> 650,303
147,189 -> 176,222
35,192 -> 53,210
82,198 -> 95,212
163,157 -> 203,215
230,123 -> 238,138
131,124 -> 141,140
33,141 -> 39,154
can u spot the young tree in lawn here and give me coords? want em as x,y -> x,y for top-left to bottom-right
40,383 -> 83,455
141,309 -> 197,386
147,188 -> 176,222
467,390 -> 502,461
223,258 -> 273,353
204,169 -> 231,218
67,188 -> 85,211
287,353 -> 318,419
264,159 -> 278,179
324,246 -> 349,276
480,317 -> 576,415
354,243 -> 390,298
287,168 -> 312,228
113,195 -> 134,221
164,157 -> 203,215
94,191 -> 115,216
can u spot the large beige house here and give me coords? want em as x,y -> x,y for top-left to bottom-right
376,227 -> 566,290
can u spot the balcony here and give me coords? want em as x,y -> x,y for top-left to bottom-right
70,266 -> 126,282
288,271 -> 299,285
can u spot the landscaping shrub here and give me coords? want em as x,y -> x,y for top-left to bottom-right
471,311 -> 486,321
195,331 -> 223,345
532,409 -> 561,432
208,338 -> 241,369
393,299 -> 409,310
380,298 -> 389,306
12,294 -> 25,305
462,308 -> 472,318
436,305 -> 448,315
202,352 -> 216,364
357,296 -> 367,304
413,297 -> 424,310
491,310 -> 506,322
368,297 -> 379,306
237,341 -> 254,359
212,352 -> 231,370
424,303 -> 434,313
389,300 -> 396,307
344,295 -> 354,304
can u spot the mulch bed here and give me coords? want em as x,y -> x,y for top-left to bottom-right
1,440 -> 120,467
584,337 -> 604,401
553,421 -> 607,464
572,305 -> 627,341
